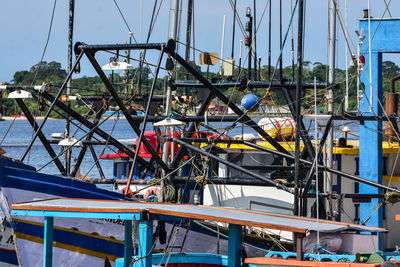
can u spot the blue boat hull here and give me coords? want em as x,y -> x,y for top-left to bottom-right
0,157 -> 268,266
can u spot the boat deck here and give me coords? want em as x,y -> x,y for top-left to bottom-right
11,198 -> 387,267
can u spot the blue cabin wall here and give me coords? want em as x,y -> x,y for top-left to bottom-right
358,18 -> 400,249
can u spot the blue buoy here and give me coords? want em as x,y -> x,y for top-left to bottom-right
241,93 -> 259,112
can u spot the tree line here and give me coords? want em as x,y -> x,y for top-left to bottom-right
2,60 -> 400,117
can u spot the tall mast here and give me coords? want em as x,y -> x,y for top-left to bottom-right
279,0 -> 283,80
294,0 -> 304,218
325,0 -> 336,211
253,0 -> 257,78
231,0 -> 237,59
185,0 -> 193,65
268,0 -> 272,80
65,0 -> 75,175
185,0 -> 193,99
161,0 -> 180,202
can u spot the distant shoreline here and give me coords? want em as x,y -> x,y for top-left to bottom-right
1,116 -> 61,121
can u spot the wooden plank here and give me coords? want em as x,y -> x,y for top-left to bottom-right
147,208 -> 307,233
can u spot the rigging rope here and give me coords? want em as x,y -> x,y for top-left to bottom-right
31,0 -> 57,85
112,0 -> 137,43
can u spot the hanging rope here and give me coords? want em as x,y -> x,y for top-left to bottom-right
31,0 -> 57,85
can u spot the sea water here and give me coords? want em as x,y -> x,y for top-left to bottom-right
0,117 -> 358,183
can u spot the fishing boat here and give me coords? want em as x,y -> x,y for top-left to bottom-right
2,0 -> 400,266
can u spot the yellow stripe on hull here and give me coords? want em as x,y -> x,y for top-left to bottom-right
15,232 -> 120,261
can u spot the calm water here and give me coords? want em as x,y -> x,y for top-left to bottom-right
0,117 -> 358,179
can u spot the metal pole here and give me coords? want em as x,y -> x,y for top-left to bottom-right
170,91 -> 214,169
326,0 -> 336,204
21,51 -> 84,162
41,91 -> 155,171
88,144 -> 106,180
184,0 -> 193,98
238,39 -> 243,75
161,0 -> 180,202
268,0 -> 272,80
168,51 -> 291,156
253,0 -> 257,78
248,15 -> 253,80
281,87 -> 315,159
84,51 -> 169,172
219,15 -> 227,76
344,0 -> 349,111
242,140 -> 400,194
280,0 -> 283,80
185,0 -> 193,65
16,99 -> 66,175
71,108 -> 105,177
64,0 -> 75,175
172,138 -> 293,193
125,49 -> 165,196
231,0 -> 237,59
294,0 -> 305,218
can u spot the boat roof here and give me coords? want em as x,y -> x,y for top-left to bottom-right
204,140 -> 400,155
11,198 -> 387,234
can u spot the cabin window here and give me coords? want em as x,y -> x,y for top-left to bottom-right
125,163 -> 133,179
226,152 -> 283,178
114,162 -> 124,179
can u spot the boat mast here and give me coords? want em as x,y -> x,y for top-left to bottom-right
231,0 -> 236,60
65,0 -> 75,175
161,0 -> 180,202
325,0 -> 336,216
294,0 -> 304,217
185,0 -> 193,67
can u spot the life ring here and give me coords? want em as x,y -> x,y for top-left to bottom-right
144,186 -> 161,200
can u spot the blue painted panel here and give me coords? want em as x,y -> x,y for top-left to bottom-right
359,52 -> 383,248
138,220 -> 153,267
11,210 -> 142,220
359,19 -> 400,53
0,157 -> 127,201
43,217 -> 53,267
124,220 -> 133,267
0,248 -> 18,265
228,224 -> 241,267
356,18 -> 400,250
13,219 -> 124,257
116,253 -> 228,267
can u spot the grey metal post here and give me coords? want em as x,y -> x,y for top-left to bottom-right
64,0 -> 75,175
161,0 -> 180,202
326,0 -> 336,206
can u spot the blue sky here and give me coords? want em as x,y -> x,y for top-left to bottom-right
1,0 -> 400,83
